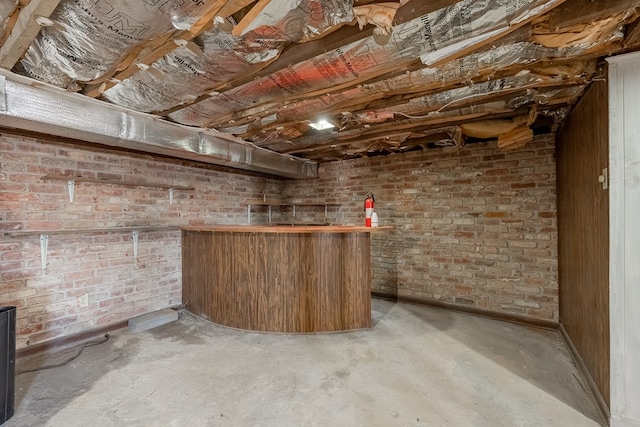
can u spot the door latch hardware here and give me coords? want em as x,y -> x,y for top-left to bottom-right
598,168 -> 608,190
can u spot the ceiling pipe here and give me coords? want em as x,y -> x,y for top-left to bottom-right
0,70 -> 318,179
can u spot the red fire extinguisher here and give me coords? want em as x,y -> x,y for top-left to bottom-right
364,192 -> 375,227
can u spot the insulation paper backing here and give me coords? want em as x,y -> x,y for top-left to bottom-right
237,0 -> 353,42
367,73 -> 544,117
222,27 -> 615,143
14,0 -> 218,87
169,0 -> 565,127
240,40 -> 604,147
269,41 -> 591,123
102,25 -> 285,112
101,0 -> 353,113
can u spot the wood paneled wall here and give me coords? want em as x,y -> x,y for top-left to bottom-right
182,230 -> 371,333
557,80 -> 610,406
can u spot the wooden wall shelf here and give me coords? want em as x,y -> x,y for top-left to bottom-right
4,225 -> 178,237
5,226 -> 180,272
44,174 -> 194,190
248,202 -> 340,207
43,174 -> 193,204
246,202 -> 339,224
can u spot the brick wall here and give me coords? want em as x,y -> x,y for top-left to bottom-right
1,131 -> 559,350
0,132 -> 282,349
283,135 -> 559,321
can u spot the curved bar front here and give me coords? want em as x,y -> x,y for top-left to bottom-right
181,226 -> 375,333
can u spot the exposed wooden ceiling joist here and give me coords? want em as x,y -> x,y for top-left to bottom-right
157,0 -> 465,117
1,0 -> 639,166
231,0 -> 272,35
283,108 -> 530,155
546,0 -> 640,30
625,18 -> 640,51
0,0 -> 62,69
218,0 -> 260,21
237,68 -> 590,144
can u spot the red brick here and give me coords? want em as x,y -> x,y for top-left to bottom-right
485,211 -> 507,218
2,132 -> 278,348
2,131 -> 559,348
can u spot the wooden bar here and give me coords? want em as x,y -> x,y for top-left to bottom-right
181,226 -> 382,333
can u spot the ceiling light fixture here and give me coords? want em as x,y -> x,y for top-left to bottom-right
309,120 -> 335,130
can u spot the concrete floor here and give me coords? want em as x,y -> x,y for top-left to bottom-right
7,299 -> 604,427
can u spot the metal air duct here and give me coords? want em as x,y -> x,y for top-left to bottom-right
0,70 -> 318,179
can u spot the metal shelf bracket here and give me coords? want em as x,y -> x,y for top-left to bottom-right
67,180 -> 75,203
40,234 -> 49,272
132,230 -> 139,259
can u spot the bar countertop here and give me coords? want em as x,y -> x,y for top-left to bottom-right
181,225 -> 392,233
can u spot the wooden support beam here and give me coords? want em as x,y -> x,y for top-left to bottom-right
199,25 -> 609,132
284,109 -> 525,155
497,124 -> 533,149
187,0 -> 571,125
0,3 -> 22,45
231,0 -> 271,36
217,0 -> 259,20
0,0 -> 62,69
546,0 -> 640,31
625,18 -> 640,51
242,76 -> 584,144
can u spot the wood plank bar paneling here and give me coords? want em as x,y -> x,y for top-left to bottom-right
181,228 -> 372,333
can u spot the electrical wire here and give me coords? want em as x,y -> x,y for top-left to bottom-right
394,85 -> 531,120
394,111 -> 439,119
393,93 -> 489,120
16,334 -> 110,376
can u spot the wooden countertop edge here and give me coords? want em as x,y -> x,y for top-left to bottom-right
181,225 -> 393,233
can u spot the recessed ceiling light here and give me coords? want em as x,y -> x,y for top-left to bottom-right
309,120 -> 334,130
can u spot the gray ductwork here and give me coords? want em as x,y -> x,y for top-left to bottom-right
0,70 -> 318,179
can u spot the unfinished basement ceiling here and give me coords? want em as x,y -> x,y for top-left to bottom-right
1,0 -> 639,164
